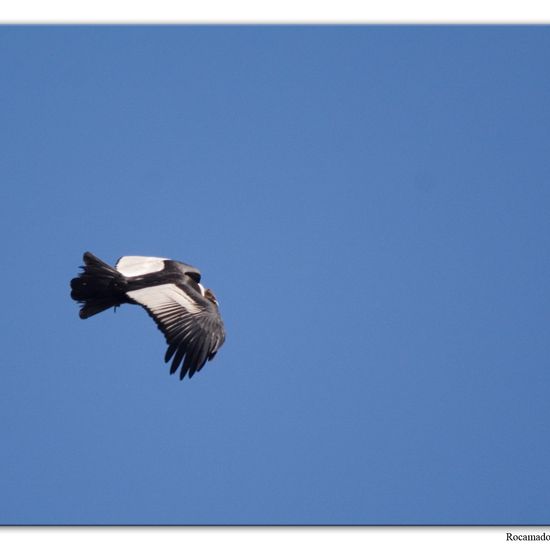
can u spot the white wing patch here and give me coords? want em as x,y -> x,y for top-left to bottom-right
116,256 -> 168,277
127,284 -> 201,315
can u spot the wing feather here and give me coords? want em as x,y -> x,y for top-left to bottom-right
126,283 -> 225,379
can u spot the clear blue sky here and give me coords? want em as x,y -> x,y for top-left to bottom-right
0,25 -> 549,525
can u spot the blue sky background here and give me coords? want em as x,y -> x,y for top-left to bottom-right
0,25 -> 549,525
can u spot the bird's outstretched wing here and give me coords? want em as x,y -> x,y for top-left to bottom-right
126,283 -> 225,379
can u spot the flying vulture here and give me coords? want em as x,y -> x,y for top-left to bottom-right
70,252 -> 225,380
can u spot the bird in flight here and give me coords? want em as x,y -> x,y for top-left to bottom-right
70,252 -> 225,380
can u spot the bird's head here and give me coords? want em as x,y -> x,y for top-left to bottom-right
198,282 -> 219,306
204,288 -> 219,306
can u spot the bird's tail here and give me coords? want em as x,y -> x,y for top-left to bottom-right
70,252 -> 127,319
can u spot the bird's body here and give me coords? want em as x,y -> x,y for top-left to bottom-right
70,252 -> 225,380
